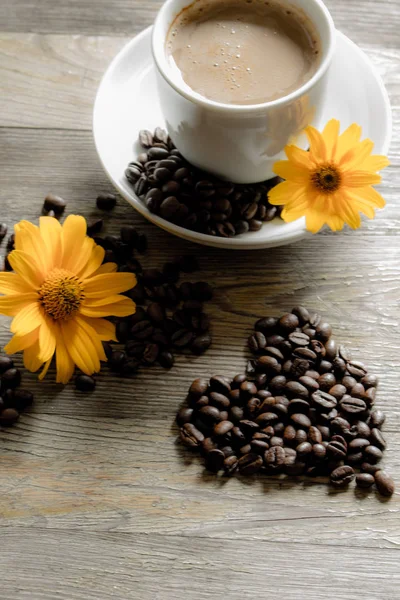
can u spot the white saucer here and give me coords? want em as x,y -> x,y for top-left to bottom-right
93,27 -> 392,250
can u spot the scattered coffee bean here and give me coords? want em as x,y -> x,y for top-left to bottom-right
75,375 -> 96,392
43,193 -> 67,215
374,471 -> 395,497
330,465 -> 355,487
0,407 -> 20,427
96,193 -> 117,211
356,473 -> 375,489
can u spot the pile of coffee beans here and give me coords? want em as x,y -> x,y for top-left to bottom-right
0,355 -> 33,428
74,214 -> 214,391
177,307 -> 395,497
125,127 -> 282,238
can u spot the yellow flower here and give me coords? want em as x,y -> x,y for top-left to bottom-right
0,216 -> 137,384
269,119 -> 389,233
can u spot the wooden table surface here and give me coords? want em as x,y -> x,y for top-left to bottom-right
1,1 -> 400,598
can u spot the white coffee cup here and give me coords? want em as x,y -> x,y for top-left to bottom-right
152,0 -> 336,184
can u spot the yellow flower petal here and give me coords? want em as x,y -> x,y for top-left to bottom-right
11,301 -> 43,335
8,250 -> 45,289
285,145 -> 314,169
78,245 -> 106,280
93,262 -> 118,275
75,315 -> 107,362
23,340 -> 43,373
60,318 -> 100,375
357,185 -> 386,209
61,215 -> 88,272
273,160 -> 308,183
343,171 -> 382,187
325,214 -> 345,232
305,125 -> 327,162
15,221 -> 49,275
38,313 -> 57,363
54,325 -> 75,384
322,119 -> 340,160
81,316 -> 118,342
80,296 -> 136,318
361,155 -> 390,172
340,139 -> 374,171
38,358 -> 52,381
305,210 -> 327,234
0,294 -> 38,317
0,272 -> 34,295
336,123 -> 362,160
268,181 -> 307,206
39,217 -> 63,271
84,273 -> 137,298
4,328 -> 40,354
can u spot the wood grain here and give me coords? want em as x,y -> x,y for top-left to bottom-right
1,0 -> 400,598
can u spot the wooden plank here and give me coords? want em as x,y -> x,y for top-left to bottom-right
0,32 -> 399,131
1,0 -> 399,47
2,529 -> 400,600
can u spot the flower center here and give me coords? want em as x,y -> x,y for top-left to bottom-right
39,269 -> 84,321
311,164 -> 342,194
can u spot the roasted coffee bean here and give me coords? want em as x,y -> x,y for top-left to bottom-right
131,320 -> 154,340
238,453 -> 263,475
332,357 -> 346,376
269,376 -> 287,395
311,391 -> 337,411
331,417 -> 351,435
361,462 -> 381,475
347,452 -> 363,466
347,360 -> 368,379
206,449 -> 225,472
44,193 -> 67,214
180,423 -> 204,448
142,343 -> 159,365
224,455 -> 239,475
348,438 -> 370,452
210,375 -> 231,395
125,341 -> 146,358
147,302 -> 166,325
330,465 -> 355,487
251,440 -> 270,454
370,428 -> 386,450
126,165 -> 142,184
318,373 -> 336,391
299,376 -> 319,392
288,331 -> 310,347
240,381 -> 257,399
374,471 -> 395,496
158,351 -> 175,369
239,420 -> 259,437
255,317 -> 278,334
292,306 -> 310,325
256,412 -> 279,427
285,381 -> 309,399
365,387 -> 376,405
313,443 -> 326,460
361,373 -> 378,388
195,396 -> 209,410
139,130 -> 154,148
324,339 -> 338,360
214,421 -> 234,436
248,331 -> 267,353
189,378 -> 209,398
0,356 -> 14,373
209,392 -> 230,410
296,442 -> 312,458
2,368 -> 21,389
87,218 -> 104,236
0,408 -> 19,427
370,410 -> 385,428
177,407 -> 194,426
356,473 -> 375,489
11,389 -> 33,410
191,334 -> 212,355
230,406 -> 244,423
290,413 -> 311,429
315,322 -> 332,342
351,383 -> 366,399
75,375 -> 96,392
264,445 -> 285,467
288,399 -> 310,415
340,396 -> 367,416
96,193 -> 117,211
119,359 -> 140,376
308,426 -> 323,444
283,425 -> 297,445
328,384 -> 346,400
364,445 -> 383,464
290,359 -> 310,378
279,313 -> 299,333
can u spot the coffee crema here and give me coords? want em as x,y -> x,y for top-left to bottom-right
166,0 -> 321,105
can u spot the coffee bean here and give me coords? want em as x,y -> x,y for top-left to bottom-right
264,446 -> 285,467
0,356 -> 14,374
347,360 -> 368,379
279,313 -> 299,333
147,302 -> 166,324
308,426 -> 322,444
224,455 -> 239,475
180,423 -> 204,448
96,193 -> 117,211
328,384 -> 347,400
44,193 -> 67,214
131,320 -> 154,340
10,389 -> 33,410
299,376 -> 319,392
126,166 -> 143,185
2,368 -> 21,389
87,218 -> 104,237
348,438 -> 370,452
240,381 -> 257,399
239,420 -> 259,437
290,413 -> 311,429
238,453 -> 263,475
248,331 -> 267,353
311,391 -> 337,411
361,462 -> 381,475
285,381 -> 309,399
296,442 -> 312,459
374,471 -> 395,496
108,351 -> 126,372
255,317 -> 278,334
210,376 -> 231,395
356,473 -> 375,489
361,373 -> 378,388
327,437 -> 347,460
339,396 -> 367,416
364,445 -> 383,464
158,351 -> 175,369
318,373 -> 336,391
289,331 -> 310,347
291,306 -> 310,325
189,379 -> 209,398
330,465 -> 355,487
209,392 -> 230,410
177,407 -> 194,426
75,375 -> 96,392
139,130 -> 154,148
214,421 -> 234,436
0,408 -> 19,427
370,410 -> 385,428
142,343 -> 159,365
370,428 -> 386,450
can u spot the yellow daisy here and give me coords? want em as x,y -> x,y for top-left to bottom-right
269,119 -> 389,233
0,215 -> 137,384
